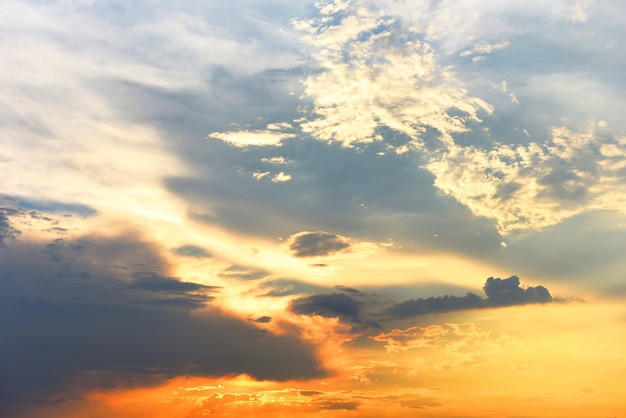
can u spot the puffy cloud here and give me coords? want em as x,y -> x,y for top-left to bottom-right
287,231 -> 352,257
295,1 -> 492,148
483,276 -> 552,306
382,276 -> 554,319
426,127 -> 626,233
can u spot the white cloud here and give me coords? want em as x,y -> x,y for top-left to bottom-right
208,131 -> 296,147
569,0 -> 594,22
425,126 -> 626,234
295,1 -> 492,149
272,172 -> 292,182
261,156 -> 289,165
253,171 -> 271,180
459,41 -> 510,57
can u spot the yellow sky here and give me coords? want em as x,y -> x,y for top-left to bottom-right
12,302 -> 622,418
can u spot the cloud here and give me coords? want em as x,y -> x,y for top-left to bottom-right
0,208 -> 20,247
459,41 -> 510,58
0,232 -> 325,412
569,0 -> 594,22
382,292 -> 484,320
290,293 -> 361,321
127,272 -> 219,307
174,244 -> 212,258
258,279 -> 329,297
287,231 -> 352,257
294,1 -> 492,149
208,130 -> 296,147
425,126 -> 626,233
318,400 -> 360,411
371,322 -> 511,357
219,265 -> 269,281
335,285 -> 363,295
250,315 -> 272,323
483,276 -> 552,306
382,276 -> 554,319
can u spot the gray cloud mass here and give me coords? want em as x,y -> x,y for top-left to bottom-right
0,230 -> 325,414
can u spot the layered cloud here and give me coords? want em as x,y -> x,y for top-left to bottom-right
290,293 -> 361,321
0,225 -> 324,411
286,276 -> 555,326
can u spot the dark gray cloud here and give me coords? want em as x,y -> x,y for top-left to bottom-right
382,292 -> 484,320
0,208 -> 20,247
126,272 -> 219,308
289,293 -> 361,321
250,315 -> 272,323
173,244 -> 212,258
335,285 -> 364,295
483,276 -> 552,306
288,291 -> 383,334
0,233 -> 325,414
288,231 -> 352,257
381,276 -> 554,319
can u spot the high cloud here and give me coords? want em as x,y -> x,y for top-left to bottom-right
426,126 -> 626,233
294,1 -> 492,148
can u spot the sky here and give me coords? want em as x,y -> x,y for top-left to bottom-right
1,0 -> 626,417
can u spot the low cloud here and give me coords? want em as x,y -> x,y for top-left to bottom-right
483,276 -> 552,306
287,231 -> 352,257
0,232 -> 325,413
382,276 -> 554,319
288,290 -> 382,333
290,293 -> 361,322
250,315 -> 272,323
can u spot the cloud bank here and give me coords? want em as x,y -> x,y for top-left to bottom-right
0,230 -> 324,413
382,276 -> 554,319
